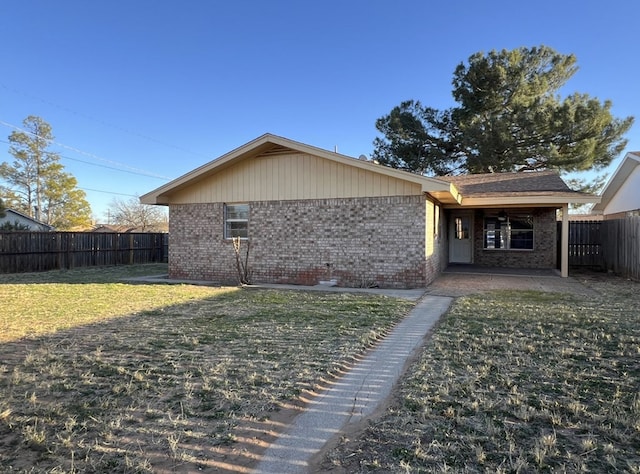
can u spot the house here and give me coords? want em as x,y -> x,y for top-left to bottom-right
0,208 -> 54,231
91,224 -> 134,233
141,134 -> 598,288
591,151 -> 640,219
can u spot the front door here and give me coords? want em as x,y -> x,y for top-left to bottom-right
450,213 -> 473,263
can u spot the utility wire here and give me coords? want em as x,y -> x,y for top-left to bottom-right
0,121 -> 173,180
0,138 -> 170,180
0,81 -> 212,160
79,187 -> 140,198
62,155 -> 169,180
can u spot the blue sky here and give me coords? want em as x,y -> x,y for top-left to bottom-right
1,0 -> 638,220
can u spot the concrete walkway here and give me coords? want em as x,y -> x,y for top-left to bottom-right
253,295 -> 452,474
126,269 -> 590,472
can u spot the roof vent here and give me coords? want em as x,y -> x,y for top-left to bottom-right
358,154 -> 368,161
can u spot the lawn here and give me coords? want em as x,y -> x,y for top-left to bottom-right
0,264 -> 413,473
322,272 -> 640,473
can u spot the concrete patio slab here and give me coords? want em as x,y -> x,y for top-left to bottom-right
425,271 -> 595,297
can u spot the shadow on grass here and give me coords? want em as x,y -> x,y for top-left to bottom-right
0,286 -> 412,473
0,263 -> 170,284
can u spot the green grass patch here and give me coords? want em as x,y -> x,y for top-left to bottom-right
326,275 -> 640,473
0,264 -> 412,472
0,264 -> 226,342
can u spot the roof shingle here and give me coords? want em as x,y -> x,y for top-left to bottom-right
439,170 -> 572,195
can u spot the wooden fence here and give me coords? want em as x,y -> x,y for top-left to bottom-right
562,216 -> 640,280
563,220 -> 604,267
601,216 -> 640,281
0,232 -> 168,274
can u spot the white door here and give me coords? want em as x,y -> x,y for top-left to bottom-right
450,214 -> 473,263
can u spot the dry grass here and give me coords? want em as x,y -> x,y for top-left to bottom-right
0,264 -> 413,473
324,271 -> 640,473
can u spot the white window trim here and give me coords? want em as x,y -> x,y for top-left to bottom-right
483,214 -> 534,251
224,203 -> 249,240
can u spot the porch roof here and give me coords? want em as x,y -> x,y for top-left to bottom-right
439,171 -> 599,208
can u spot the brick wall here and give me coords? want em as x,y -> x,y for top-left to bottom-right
169,195 -> 441,288
424,199 -> 446,283
472,208 -> 557,268
168,203 -> 227,281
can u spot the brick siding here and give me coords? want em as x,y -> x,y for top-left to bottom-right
169,195 -> 443,288
472,208 -> 557,268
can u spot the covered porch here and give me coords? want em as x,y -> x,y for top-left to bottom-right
438,172 -> 600,278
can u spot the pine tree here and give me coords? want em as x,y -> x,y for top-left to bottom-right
0,116 -> 92,229
374,46 -> 634,176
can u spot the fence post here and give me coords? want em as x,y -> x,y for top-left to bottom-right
0,231 -> 169,274
56,233 -> 62,269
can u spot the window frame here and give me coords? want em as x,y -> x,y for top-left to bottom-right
483,213 -> 534,251
224,203 -> 249,240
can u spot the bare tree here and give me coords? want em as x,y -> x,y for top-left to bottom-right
108,196 -> 167,232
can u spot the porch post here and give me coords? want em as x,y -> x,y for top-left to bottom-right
561,204 -> 569,277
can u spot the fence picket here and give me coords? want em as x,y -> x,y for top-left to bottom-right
0,232 -> 168,274
563,216 -> 640,280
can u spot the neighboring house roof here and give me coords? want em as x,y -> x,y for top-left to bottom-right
140,133 -> 600,209
591,151 -> 640,214
0,209 -> 54,231
92,224 -> 168,233
92,224 -> 137,233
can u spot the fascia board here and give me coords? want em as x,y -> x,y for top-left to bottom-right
460,195 -> 601,207
140,134 -> 277,204
282,137 -> 453,193
140,133 -> 458,204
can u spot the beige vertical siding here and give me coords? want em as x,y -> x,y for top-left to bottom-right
169,152 -> 422,203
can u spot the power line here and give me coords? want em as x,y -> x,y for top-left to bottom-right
0,81 -> 212,160
61,154 -> 169,180
0,138 -> 170,180
79,187 -> 139,198
0,121 -> 173,180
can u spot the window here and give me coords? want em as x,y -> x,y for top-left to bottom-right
224,204 -> 249,239
454,217 -> 470,240
484,213 -> 533,250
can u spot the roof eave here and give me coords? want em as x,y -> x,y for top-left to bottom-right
140,133 -> 460,205
428,183 -> 462,205
141,134 -> 279,204
447,194 -> 601,208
